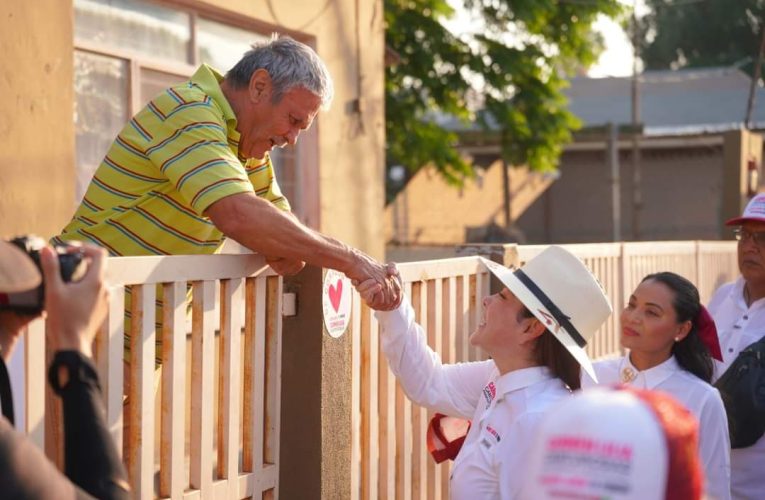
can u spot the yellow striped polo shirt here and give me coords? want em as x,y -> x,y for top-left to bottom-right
55,64 -> 290,255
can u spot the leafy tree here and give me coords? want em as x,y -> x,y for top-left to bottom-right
639,0 -> 764,77
384,0 -> 623,197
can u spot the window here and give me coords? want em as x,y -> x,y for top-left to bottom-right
73,0 -> 309,222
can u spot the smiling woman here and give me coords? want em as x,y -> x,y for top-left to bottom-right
583,272 -> 732,500
358,246 -> 612,499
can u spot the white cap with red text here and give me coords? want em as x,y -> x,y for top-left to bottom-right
726,193 -> 765,225
521,386 -> 703,500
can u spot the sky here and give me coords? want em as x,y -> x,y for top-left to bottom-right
442,0 -> 648,79
588,14 -> 634,77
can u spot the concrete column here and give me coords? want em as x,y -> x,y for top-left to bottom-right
279,265 -> 351,499
721,129 -> 764,237
0,1 -> 75,238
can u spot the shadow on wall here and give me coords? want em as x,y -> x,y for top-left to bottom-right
465,223 -> 526,244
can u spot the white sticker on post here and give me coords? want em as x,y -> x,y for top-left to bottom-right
322,269 -> 352,338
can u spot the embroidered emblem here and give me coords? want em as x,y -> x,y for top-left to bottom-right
486,425 -> 501,443
537,309 -> 569,335
482,382 -> 496,408
621,366 -> 637,383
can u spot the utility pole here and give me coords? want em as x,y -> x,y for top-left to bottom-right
744,26 -> 765,129
631,0 -> 642,240
609,122 -> 621,242
502,158 -> 511,231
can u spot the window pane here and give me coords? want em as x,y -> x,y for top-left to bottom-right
270,147 -> 299,212
75,0 -> 190,62
74,50 -> 129,202
140,68 -> 188,108
197,17 -> 268,73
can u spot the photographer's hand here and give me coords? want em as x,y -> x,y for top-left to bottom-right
41,244 -> 109,358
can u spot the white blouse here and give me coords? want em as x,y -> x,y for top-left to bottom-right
582,355 -> 731,500
376,299 -> 571,499
709,278 -> 765,500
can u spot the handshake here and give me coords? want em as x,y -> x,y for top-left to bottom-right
350,260 -> 403,312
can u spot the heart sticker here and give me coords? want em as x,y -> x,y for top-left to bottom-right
329,279 -> 343,312
322,269 -> 352,338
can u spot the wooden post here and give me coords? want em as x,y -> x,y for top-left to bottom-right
279,265 -> 352,499
456,243 -> 520,293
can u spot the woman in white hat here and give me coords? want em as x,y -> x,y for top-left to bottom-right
582,272 -> 731,500
357,246 -> 612,499
522,386 -> 705,500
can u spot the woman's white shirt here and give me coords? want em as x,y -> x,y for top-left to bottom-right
376,299 -> 571,500
582,355 -> 731,500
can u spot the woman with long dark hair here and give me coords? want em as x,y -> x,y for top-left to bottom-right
582,272 -> 731,500
357,246 -> 612,498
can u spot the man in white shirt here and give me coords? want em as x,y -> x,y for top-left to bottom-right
708,193 -> 765,500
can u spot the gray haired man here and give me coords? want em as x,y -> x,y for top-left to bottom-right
56,36 -> 399,308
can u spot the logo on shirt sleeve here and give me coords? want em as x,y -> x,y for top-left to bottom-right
482,382 -> 496,408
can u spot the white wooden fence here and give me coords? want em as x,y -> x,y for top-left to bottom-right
20,253 -> 283,499
14,240 -> 738,499
350,241 -> 738,500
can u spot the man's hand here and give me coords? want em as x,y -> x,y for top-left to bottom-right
348,257 -> 402,311
265,255 -> 306,276
41,244 -> 109,358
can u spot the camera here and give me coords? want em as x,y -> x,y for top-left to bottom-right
0,236 -> 86,315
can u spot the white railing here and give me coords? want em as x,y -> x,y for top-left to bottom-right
15,240 -> 738,499
20,253 -> 283,499
350,257 -> 490,500
350,240 -> 738,500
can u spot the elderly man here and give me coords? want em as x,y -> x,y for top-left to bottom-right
55,35 -> 398,308
708,192 -> 765,499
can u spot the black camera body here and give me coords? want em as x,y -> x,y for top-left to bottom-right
0,236 -> 86,315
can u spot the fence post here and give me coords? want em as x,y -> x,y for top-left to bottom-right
456,244 -> 519,293
279,265 -> 351,499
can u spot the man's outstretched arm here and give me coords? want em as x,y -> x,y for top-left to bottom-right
206,192 -> 401,310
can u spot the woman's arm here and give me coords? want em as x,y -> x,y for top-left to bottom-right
50,351 -> 131,499
377,297 -> 494,419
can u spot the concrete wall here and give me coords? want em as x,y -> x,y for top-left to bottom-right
385,159 -> 552,245
385,135 -> 739,253
0,1 -> 75,238
0,0 -> 386,260
721,129 -> 764,229
520,145 -> 724,243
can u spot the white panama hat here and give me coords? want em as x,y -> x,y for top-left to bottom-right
480,246 -> 612,382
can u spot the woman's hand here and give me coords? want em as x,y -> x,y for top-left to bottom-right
354,262 -> 402,311
41,243 -> 109,357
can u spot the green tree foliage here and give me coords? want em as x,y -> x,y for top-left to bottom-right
385,0 -> 623,193
640,0 -> 764,77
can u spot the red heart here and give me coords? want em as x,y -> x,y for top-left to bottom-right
329,279 -> 343,312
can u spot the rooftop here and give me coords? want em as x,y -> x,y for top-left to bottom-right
565,67 -> 765,136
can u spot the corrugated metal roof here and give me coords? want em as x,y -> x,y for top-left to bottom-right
565,67 -> 765,136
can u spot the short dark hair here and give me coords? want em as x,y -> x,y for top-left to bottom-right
518,307 -> 581,390
641,272 -> 713,383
